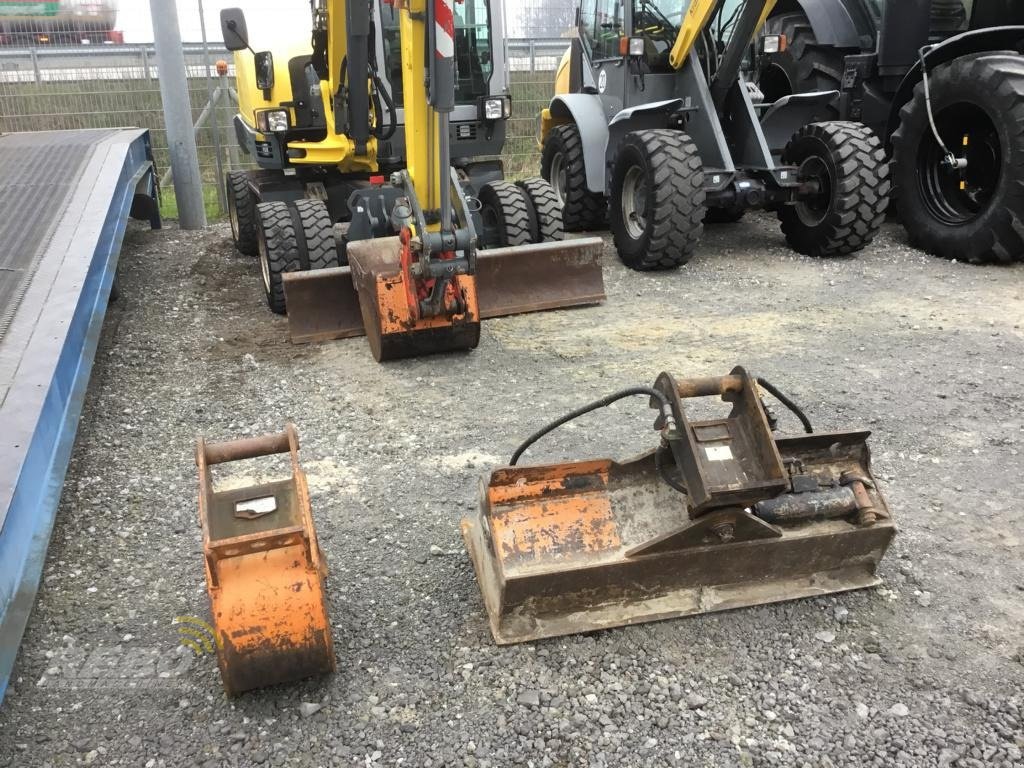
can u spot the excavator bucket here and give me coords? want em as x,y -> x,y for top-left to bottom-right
196,425 -> 335,694
461,370 -> 897,644
282,236 -> 606,350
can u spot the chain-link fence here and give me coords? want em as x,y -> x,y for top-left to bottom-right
0,1 -> 574,221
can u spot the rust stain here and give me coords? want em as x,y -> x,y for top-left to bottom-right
490,496 -> 621,562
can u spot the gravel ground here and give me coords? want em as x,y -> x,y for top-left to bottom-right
1,214 -> 1022,768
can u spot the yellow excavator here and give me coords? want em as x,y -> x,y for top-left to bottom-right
221,0 -> 604,361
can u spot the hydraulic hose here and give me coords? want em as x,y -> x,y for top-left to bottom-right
756,377 -> 813,434
509,387 -> 674,466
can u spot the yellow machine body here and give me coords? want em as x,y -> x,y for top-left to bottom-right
196,425 -> 335,694
231,22 -> 377,172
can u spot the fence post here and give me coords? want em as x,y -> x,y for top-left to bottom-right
140,46 -> 151,83
529,40 -> 536,73
218,66 -> 240,169
197,0 -> 226,213
150,0 -> 207,229
29,48 -> 41,85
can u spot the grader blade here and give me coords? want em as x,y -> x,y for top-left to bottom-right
196,425 -> 335,694
461,369 -> 897,644
475,237 -> 606,319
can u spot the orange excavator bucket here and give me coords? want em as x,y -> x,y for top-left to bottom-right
282,236 -> 606,356
196,424 -> 335,694
461,368 -> 897,644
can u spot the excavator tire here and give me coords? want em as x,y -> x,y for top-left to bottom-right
479,181 -> 537,248
256,200 -> 337,315
226,170 -> 258,256
516,177 -> 564,242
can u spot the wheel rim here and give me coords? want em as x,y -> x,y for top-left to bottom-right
794,155 -> 833,227
228,191 -> 240,241
621,165 -> 648,240
549,152 -> 567,204
258,234 -> 271,294
917,103 -> 1000,226
480,203 -> 502,248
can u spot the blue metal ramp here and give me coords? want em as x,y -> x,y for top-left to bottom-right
0,128 -> 159,702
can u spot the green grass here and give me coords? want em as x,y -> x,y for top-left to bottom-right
159,185 -> 223,223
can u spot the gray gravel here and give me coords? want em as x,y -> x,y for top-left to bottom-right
1,214 -> 1022,767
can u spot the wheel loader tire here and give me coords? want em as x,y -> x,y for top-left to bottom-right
226,170 -> 258,256
609,129 -> 705,271
892,53 -> 1024,264
255,199 -> 337,315
479,180 -> 537,248
757,11 -> 852,115
541,123 -> 607,232
778,122 -> 889,257
516,177 -> 564,242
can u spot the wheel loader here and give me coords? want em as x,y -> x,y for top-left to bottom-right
220,0 -> 604,360
538,0 -> 891,270
756,0 -> 1024,263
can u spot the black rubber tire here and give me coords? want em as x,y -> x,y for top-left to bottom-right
226,170 -> 258,256
291,199 -> 339,271
609,129 -> 705,270
478,180 -> 537,248
704,206 -> 745,225
516,177 -> 564,242
255,199 -> 337,315
892,53 -> 1024,264
757,12 -> 853,116
541,123 -> 607,232
778,122 -> 889,257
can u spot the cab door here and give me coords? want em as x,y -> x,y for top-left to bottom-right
578,0 -> 627,119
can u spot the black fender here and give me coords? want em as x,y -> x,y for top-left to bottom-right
773,0 -> 867,48
884,26 -> 1024,141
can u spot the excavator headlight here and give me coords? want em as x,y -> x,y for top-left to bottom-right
481,96 -> 511,121
255,108 -> 290,134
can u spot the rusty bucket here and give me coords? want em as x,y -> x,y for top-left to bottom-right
462,370 -> 897,644
196,424 -> 335,694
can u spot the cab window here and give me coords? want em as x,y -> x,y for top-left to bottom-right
580,0 -> 624,61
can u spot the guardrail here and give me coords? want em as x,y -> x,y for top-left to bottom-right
0,38 -> 571,83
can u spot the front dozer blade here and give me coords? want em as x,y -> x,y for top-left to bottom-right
282,236 -> 607,348
475,237 -> 606,319
283,267 -> 364,344
461,431 -> 896,645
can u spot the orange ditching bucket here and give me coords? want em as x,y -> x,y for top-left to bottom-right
196,424 -> 335,694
